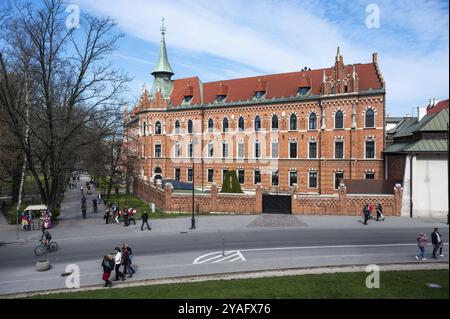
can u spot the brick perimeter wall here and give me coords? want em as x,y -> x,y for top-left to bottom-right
134,180 -> 402,216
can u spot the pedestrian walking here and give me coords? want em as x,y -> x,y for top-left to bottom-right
101,255 -> 114,288
415,232 -> 428,261
122,246 -> 133,278
362,203 -> 370,225
104,208 -> 110,224
129,209 -> 137,225
141,211 -> 151,230
122,243 -> 136,276
114,247 -> 126,281
431,228 -> 443,259
376,202 -> 384,221
114,211 -> 120,224
123,208 -> 130,226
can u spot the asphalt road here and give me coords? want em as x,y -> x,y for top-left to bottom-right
0,175 -> 447,295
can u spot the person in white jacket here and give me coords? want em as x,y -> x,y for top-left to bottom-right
114,247 -> 126,281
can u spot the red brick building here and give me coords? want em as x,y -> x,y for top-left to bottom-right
125,26 -> 386,195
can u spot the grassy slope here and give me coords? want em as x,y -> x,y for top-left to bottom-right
32,270 -> 448,299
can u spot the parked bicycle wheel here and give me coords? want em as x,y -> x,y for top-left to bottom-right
34,245 -> 46,257
49,242 -> 59,252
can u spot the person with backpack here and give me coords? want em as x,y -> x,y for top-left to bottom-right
101,255 -> 114,288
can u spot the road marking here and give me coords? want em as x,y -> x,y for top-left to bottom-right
193,250 -> 246,264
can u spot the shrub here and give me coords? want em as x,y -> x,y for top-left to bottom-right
220,170 -> 243,193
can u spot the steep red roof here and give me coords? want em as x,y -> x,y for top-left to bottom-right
427,99 -> 449,115
169,63 -> 382,107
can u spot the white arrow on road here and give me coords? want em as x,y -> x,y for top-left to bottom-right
193,250 -> 246,264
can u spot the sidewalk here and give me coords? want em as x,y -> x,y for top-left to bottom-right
0,174 -> 447,244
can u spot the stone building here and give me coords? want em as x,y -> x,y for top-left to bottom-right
384,99 -> 448,218
125,25 -> 386,195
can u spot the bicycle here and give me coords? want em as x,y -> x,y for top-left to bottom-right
34,239 -> 59,257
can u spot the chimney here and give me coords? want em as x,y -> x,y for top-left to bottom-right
372,52 -> 378,64
417,106 -> 427,121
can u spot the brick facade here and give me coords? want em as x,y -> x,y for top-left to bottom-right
125,35 -> 386,195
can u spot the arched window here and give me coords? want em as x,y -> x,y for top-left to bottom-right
174,120 -> 180,134
254,116 -> 261,132
290,114 -> 297,131
238,116 -> 245,132
271,115 -> 278,130
335,111 -> 343,129
309,113 -> 317,130
155,121 -> 162,135
223,118 -> 229,133
154,167 -> 162,181
365,109 -> 374,128
188,119 -> 193,134
208,118 -> 214,133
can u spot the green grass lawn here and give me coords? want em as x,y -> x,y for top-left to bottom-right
31,270 -> 448,299
104,194 -> 193,219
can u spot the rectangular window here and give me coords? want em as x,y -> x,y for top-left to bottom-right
187,168 -> 193,182
174,143 -> 180,158
309,142 -> 317,159
174,168 -> 180,181
155,144 -> 161,158
365,172 -> 375,180
289,171 -> 297,187
207,169 -> 214,183
255,142 -> 261,158
222,169 -> 228,182
238,169 -> 245,184
335,141 -> 344,159
366,141 -> 375,159
254,170 -> 261,184
289,142 -> 297,159
188,143 -> 193,158
309,171 -> 317,188
271,142 -> 279,158
208,143 -> 214,158
237,142 -> 245,158
222,142 -> 228,158
271,170 -> 279,186
334,172 -> 344,190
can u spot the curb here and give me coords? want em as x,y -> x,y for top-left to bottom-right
2,261 -> 448,299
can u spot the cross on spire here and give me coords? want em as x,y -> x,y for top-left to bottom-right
161,17 -> 166,35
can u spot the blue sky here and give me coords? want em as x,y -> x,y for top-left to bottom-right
72,0 -> 448,115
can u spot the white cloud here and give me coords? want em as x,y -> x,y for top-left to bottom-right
75,0 -> 449,115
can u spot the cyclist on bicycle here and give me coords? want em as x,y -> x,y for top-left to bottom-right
41,226 -> 52,246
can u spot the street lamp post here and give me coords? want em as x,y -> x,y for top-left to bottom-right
191,136 -> 197,230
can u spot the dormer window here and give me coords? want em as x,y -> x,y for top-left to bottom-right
255,91 -> 265,99
216,95 -> 227,103
183,95 -> 193,103
298,87 -> 310,95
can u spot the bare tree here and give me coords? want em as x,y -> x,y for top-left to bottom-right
0,0 -> 130,211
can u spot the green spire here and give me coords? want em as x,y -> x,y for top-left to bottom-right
151,17 -> 174,76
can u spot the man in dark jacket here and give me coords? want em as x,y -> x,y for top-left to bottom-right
141,211 -> 151,231
363,204 -> 370,225
431,228 -> 442,259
